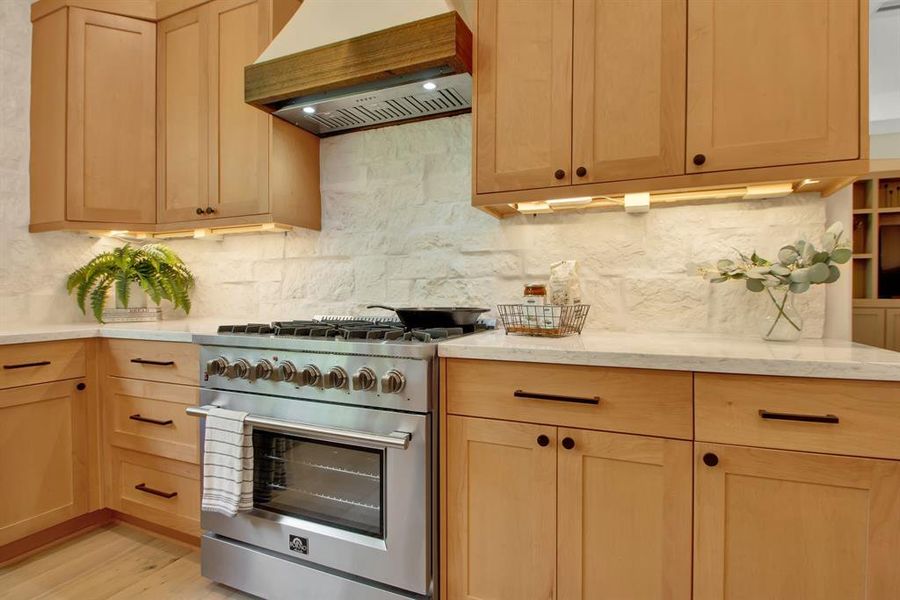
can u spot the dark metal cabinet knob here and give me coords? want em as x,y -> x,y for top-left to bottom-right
693,154 -> 706,166
562,437 -> 575,450
76,382 -> 86,391
575,166 -> 587,177
196,207 -> 205,215
554,169 -> 566,180
537,434 -> 550,447
205,207 -> 216,215
702,452 -> 719,467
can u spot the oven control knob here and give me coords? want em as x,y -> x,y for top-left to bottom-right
323,366 -> 348,389
297,364 -> 322,387
253,359 -> 273,380
351,367 -> 376,391
205,356 -> 228,377
380,370 -> 406,394
225,358 -> 250,379
277,361 -> 297,382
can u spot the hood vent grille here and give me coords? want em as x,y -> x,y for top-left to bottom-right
273,73 -> 471,136
246,11 -> 472,136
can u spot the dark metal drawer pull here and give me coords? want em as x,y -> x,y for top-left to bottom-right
129,414 -> 173,426
514,390 -> 600,405
3,360 -> 51,370
758,410 -> 839,424
130,358 -> 176,367
135,483 -> 178,499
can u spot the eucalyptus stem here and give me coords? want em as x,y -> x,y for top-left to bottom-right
765,288 -> 801,337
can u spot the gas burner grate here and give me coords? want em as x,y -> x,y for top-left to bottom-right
338,325 -> 406,341
217,317 -> 490,342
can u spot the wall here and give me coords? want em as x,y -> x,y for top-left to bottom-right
1,0 -> 837,336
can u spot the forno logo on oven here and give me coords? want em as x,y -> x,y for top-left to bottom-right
289,535 -> 309,555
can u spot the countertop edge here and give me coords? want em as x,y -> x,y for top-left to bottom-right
437,346 -> 900,382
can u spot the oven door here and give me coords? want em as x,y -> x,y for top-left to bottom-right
196,388 -> 431,595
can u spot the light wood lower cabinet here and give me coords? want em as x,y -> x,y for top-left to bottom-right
105,377 -> 200,464
0,380 -> 90,546
101,340 -> 201,537
447,416 -> 557,600
694,442 -> 900,600
446,415 -> 692,600
557,429 -> 692,600
107,447 -> 201,537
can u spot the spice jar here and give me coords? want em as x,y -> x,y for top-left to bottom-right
523,283 -> 547,305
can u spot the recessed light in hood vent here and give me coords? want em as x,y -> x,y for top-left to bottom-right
245,10 -> 472,136
275,74 -> 471,136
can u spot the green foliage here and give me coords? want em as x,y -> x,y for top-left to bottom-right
697,222 -> 850,295
66,244 -> 194,323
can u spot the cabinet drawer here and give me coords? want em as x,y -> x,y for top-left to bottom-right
106,377 -> 200,463
445,359 -> 693,439
0,340 -> 86,389
695,373 -> 900,460
108,447 -> 200,536
104,339 -> 198,385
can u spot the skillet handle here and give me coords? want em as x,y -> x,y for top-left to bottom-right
366,305 -> 397,311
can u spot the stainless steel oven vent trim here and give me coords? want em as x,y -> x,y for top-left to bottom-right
186,405 -> 411,450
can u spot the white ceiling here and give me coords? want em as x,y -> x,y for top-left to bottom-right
871,0 -> 900,134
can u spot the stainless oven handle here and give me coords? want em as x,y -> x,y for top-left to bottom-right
185,405 -> 411,450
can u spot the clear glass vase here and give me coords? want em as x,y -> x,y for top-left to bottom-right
759,287 -> 803,342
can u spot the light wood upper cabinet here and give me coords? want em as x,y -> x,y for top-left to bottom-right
686,0 -> 860,173
31,8 -> 156,228
475,0 -> 573,193
157,0 -> 320,229
472,0 -> 867,215
572,0 -> 686,183
0,380 -> 89,546
157,7 -> 208,224
32,0 -> 320,232
694,443 -> 900,600
447,416 -> 557,600
557,429 -> 692,600
208,0 -> 270,219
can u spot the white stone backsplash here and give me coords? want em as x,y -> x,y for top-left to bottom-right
0,0 -> 829,335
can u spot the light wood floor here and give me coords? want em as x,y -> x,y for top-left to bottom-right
0,523 -> 255,599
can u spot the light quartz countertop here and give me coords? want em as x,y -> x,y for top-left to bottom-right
437,330 -> 900,382
0,319 -> 221,346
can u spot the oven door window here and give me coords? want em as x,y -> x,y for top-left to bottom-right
252,429 -> 384,538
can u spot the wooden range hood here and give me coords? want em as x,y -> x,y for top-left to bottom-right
244,10 -> 472,137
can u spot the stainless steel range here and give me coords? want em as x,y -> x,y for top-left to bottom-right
189,318 -> 482,600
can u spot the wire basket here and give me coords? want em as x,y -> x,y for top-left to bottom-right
497,304 -> 590,337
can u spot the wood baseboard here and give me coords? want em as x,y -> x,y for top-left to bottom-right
112,511 -> 201,549
0,509 -> 201,566
0,509 -> 114,566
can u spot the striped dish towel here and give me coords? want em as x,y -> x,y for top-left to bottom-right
201,407 -> 254,517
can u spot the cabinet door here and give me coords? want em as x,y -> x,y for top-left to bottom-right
557,429 -> 691,600
695,443 -> 900,600
208,0 -> 270,218
66,8 -> 156,224
686,0 -> 859,172
157,7 -> 209,224
0,380 -> 89,545
885,309 -> 900,351
852,308 -> 885,348
447,416 -> 556,600
475,0 -> 573,194
572,0 -> 685,183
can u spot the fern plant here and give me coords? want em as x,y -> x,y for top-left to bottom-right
66,244 -> 195,323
